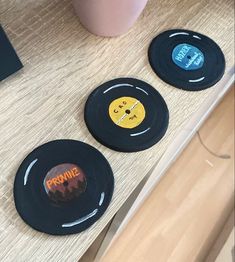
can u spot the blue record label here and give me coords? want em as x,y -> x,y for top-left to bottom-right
172,43 -> 204,71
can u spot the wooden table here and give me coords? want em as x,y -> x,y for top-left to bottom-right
0,0 -> 234,261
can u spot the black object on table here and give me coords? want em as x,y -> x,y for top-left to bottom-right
0,24 -> 23,81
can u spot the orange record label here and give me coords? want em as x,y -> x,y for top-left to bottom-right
44,163 -> 87,203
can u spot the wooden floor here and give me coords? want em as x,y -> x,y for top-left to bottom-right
101,87 -> 234,262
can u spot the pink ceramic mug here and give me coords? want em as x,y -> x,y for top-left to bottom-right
72,0 -> 149,37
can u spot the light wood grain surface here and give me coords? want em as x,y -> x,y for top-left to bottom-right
101,87 -> 235,262
206,210 -> 234,262
0,0 -> 234,261
215,228 -> 234,262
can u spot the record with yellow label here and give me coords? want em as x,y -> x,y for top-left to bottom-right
85,78 -> 169,152
13,140 -> 114,235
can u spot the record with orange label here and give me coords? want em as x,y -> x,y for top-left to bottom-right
14,140 -> 114,235
85,78 -> 169,152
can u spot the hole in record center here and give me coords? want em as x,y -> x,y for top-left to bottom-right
125,109 -> 131,114
187,55 -> 191,59
63,181 -> 69,187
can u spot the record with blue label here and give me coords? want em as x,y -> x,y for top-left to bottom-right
14,140 -> 114,235
148,29 -> 225,91
85,78 -> 169,152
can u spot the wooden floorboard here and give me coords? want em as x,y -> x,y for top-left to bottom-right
101,87 -> 234,262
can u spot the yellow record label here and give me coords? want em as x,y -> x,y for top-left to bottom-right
108,97 -> 146,129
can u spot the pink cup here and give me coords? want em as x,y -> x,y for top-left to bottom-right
72,0 -> 149,37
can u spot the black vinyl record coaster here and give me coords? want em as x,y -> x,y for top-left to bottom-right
14,140 -> 114,235
148,29 -> 225,91
85,78 -> 169,152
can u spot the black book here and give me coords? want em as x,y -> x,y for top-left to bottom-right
0,24 -> 23,81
